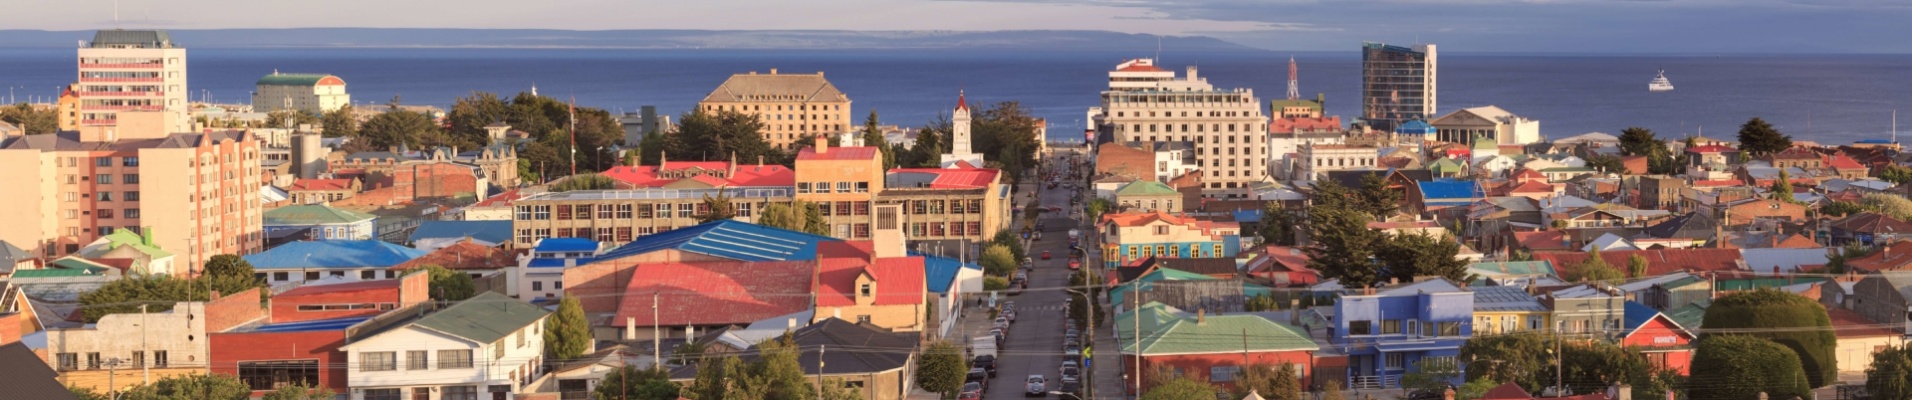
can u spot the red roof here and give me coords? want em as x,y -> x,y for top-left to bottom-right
1533,248 -> 1743,278
1268,116 -> 1342,134
1827,307 -> 1900,338
614,260 -> 817,327
1844,241 -> 1912,272
1500,181 -> 1557,195
1825,155 -> 1865,169
277,279 -> 401,297
888,168 -> 1001,188
1686,145 -> 1736,153
955,92 -> 969,111
1690,179 -> 1741,187
472,189 -> 523,207
1480,382 -> 1533,400
289,178 -> 354,191
814,242 -> 926,307
796,146 -> 880,161
87,258 -> 135,273
1247,245 -> 1315,274
1773,234 -> 1820,249
1515,231 -> 1570,251
1116,63 -> 1165,72
391,240 -> 516,271
601,163 -> 794,188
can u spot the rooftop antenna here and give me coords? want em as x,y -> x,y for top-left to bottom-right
113,0 -> 119,29
1894,110 -> 1899,144
1286,56 -> 1300,100
1155,35 -> 1162,62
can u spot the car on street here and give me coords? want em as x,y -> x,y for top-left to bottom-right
990,328 -> 1005,344
1041,251 -> 1052,260
1024,375 -> 1047,397
959,382 -> 984,400
968,368 -> 991,390
1004,308 -> 1017,322
1067,258 -> 1080,270
974,355 -> 998,377
1056,378 -> 1082,400
1060,365 -> 1080,381
1063,344 -> 1082,357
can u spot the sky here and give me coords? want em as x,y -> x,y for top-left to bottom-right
7,0 -> 1912,53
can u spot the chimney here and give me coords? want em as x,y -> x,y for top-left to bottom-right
141,226 -> 155,246
1196,308 -> 1206,325
814,136 -> 829,153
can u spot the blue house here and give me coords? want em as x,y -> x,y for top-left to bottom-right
1332,278 -> 1474,389
518,238 -> 603,300
917,252 -> 983,337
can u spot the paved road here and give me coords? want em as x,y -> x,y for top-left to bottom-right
986,152 -> 1089,400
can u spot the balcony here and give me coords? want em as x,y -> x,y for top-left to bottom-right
78,77 -> 162,83
81,119 -> 116,125
77,91 -> 164,97
78,63 -> 164,69
81,105 -> 163,112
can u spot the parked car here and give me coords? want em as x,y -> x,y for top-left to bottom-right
974,355 -> 998,377
960,382 -> 984,400
990,328 -> 1005,344
1063,344 -> 1082,357
1004,308 -> 1018,322
1025,375 -> 1048,397
1060,366 -> 1080,381
1067,258 -> 1080,270
1041,251 -> 1052,260
968,368 -> 991,390
1056,378 -> 1082,400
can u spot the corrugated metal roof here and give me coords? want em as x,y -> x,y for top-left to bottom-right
413,292 -> 549,343
1418,179 -> 1479,199
244,240 -> 428,269
89,29 -> 176,48
264,205 -> 376,226
256,73 -> 340,87
594,220 -> 837,263
408,220 -> 512,244
1472,286 -> 1548,312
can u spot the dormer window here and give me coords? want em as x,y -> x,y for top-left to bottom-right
859,283 -> 872,297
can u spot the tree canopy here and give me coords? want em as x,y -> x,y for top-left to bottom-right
861,111 -> 897,170
916,341 -> 969,396
1141,377 -> 1220,400
1376,232 -> 1470,283
1735,117 -> 1792,157
980,244 -> 1018,277
260,384 -> 337,400
596,366 -> 684,400
1689,334 -> 1810,400
114,373 -> 253,400
1570,247 -> 1625,285
357,107 -> 441,150
1459,331 -> 1554,393
544,296 -> 590,360
1868,345 -> 1912,400
0,103 -> 58,135
319,105 -> 357,138
673,109 -> 783,166
759,201 -> 829,235
1234,363 -> 1303,400
413,265 -> 476,302
698,192 -> 739,223
1617,127 -> 1663,157
1304,182 -> 1386,288
77,263 -> 264,322
1700,289 -> 1836,388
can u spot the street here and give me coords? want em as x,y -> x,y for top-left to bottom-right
983,150 -> 1093,400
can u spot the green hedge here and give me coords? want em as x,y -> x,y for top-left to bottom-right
1689,334 -> 1810,400
1699,289 -> 1837,388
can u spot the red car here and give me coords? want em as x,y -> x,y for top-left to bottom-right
1068,258 -> 1081,270
1041,251 -> 1052,260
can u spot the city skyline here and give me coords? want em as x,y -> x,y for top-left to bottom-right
3,0 -> 1908,53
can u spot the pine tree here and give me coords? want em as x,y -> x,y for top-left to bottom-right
544,297 -> 591,360
1736,117 -> 1792,157
1617,127 -> 1663,157
861,111 -> 896,170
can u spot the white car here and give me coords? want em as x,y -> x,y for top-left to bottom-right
1025,375 -> 1047,397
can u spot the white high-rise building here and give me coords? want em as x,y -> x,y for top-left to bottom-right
76,30 -> 188,132
940,91 -> 984,168
1094,59 -> 1267,198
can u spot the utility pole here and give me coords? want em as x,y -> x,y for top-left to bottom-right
652,291 -> 660,365
817,345 -> 827,394
140,304 -> 149,385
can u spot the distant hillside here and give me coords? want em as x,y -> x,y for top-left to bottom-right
0,28 -> 1257,51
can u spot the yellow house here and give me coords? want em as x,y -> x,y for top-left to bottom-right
811,237 -> 927,331
1471,286 -> 1552,335
794,137 -> 886,239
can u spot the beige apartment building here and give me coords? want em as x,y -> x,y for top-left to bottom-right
1097,59 -> 1268,198
698,69 -> 852,151
76,29 -> 189,133
251,72 -> 351,114
0,111 -> 264,270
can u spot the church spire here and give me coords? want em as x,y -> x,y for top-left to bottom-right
956,90 -> 968,111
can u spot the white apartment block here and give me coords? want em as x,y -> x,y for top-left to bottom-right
342,293 -> 549,400
76,30 -> 188,132
1295,144 -> 1380,182
1097,59 -> 1268,198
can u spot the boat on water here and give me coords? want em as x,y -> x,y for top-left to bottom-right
1649,69 -> 1674,92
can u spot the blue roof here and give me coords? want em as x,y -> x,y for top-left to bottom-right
408,220 -> 512,244
535,238 -> 601,253
1395,119 -> 1434,135
1231,209 -> 1262,223
1418,179 -> 1480,200
1622,301 -> 1671,335
244,240 -> 429,269
527,258 -> 572,268
1858,139 -> 1896,144
916,252 -> 980,294
593,220 -> 839,263
244,317 -> 370,333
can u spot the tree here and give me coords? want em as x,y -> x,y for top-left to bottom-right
116,373 -> 253,400
1626,254 -> 1649,279
264,109 -> 321,129
905,119 -> 947,168
797,201 -> 829,236
1321,380 -> 1345,400
1881,164 -> 1912,185
0,103 -> 58,134
991,230 -> 1026,262
1736,117 -> 1793,157
1375,232 -> 1470,282
1617,127 -> 1663,157
1355,172 -> 1402,218
415,265 -> 475,301
549,173 -> 616,192
673,109 -> 780,165
759,202 -> 809,233
1456,378 -> 1499,400
320,105 -> 357,138
1860,193 -> 1912,221
203,254 -> 254,280
1868,345 -> 1912,400
861,111 -> 897,170
68,384 -> 110,400
1259,204 -> 1299,246
972,102 -> 1044,185
260,384 -> 337,400
597,365 -> 684,400
916,341 -> 970,397
358,108 -> 441,150
1688,335 -> 1810,400
444,92 -> 514,147
1570,247 -> 1624,285
748,337 -> 817,400
1087,198 -> 1114,223
1771,169 -> 1799,203
1235,363 -> 1303,400
544,296 -> 590,360
698,192 -> 738,223
1459,331 -> 1554,393
1402,357 -> 1462,393
1556,340 -> 1648,396
1141,377 -> 1219,400
979,244 -> 1018,277
78,275 -> 251,322
1586,154 -> 1629,174
1700,289 -> 1837,388
1305,201 -> 1385,288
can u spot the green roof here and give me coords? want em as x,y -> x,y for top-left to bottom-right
1466,261 -> 1556,277
1429,158 -> 1466,172
265,204 -> 376,226
1267,99 -> 1324,113
1471,136 -> 1498,150
1115,180 -> 1179,196
1111,267 -> 1215,306
94,228 -> 173,258
1116,302 -> 1319,355
16,258 -> 114,278
1664,300 -> 1710,329
256,73 -> 337,86
412,292 -> 550,343
1714,276 -> 1828,292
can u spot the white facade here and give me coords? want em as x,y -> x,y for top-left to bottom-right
1153,145 -> 1201,181
267,219 -> 376,241
941,93 -> 985,168
343,320 -> 547,400
1295,144 -> 1379,182
1097,59 -> 1268,198
1429,105 -> 1542,146
252,73 -> 351,114
76,30 -> 189,132
1268,132 -> 1343,180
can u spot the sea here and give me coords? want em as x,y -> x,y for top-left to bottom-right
2,47 -> 1909,144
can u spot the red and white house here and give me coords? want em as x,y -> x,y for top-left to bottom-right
1620,301 -> 1695,375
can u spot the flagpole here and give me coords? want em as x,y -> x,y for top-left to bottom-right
569,97 -> 578,176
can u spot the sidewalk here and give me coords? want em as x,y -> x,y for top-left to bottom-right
1091,319 -> 1130,399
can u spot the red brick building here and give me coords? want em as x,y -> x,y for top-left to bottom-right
208,317 -> 362,396
1116,303 -> 1319,394
269,271 -> 428,323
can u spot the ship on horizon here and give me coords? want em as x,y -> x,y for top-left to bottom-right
1650,69 -> 1675,92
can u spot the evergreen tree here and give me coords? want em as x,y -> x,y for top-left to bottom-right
597,365 -> 684,400
1868,345 -> 1912,400
1571,247 -> 1624,284
1142,377 -> 1219,400
906,119 -> 947,168
861,111 -> 897,170
1701,289 -> 1837,388
260,384 -> 337,400
320,105 -> 357,138
1356,172 -> 1402,218
1736,117 -> 1793,157
414,265 -> 475,301
1304,203 -> 1385,288
544,296 -> 590,360
116,373 -> 253,400
915,341 -> 969,397
1375,232 -> 1470,283
697,192 -> 738,223
1258,204 -> 1299,246
1617,127 -> 1663,157
1689,334 -> 1810,400
358,108 -> 441,150
203,254 -> 255,281
1459,331 -> 1554,393
674,109 -> 780,165
1626,254 -> 1649,278
0,103 -> 58,134
1771,169 -> 1799,203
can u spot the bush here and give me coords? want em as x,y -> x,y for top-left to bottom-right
1700,289 -> 1836,388
1688,335 -> 1810,400
984,276 -> 1010,291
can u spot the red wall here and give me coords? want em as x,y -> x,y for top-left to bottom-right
1622,316 -> 1694,375
206,288 -> 267,332
270,287 -> 401,323
208,330 -> 349,395
1123,350 -> 1316,393
0,313 -> 20,345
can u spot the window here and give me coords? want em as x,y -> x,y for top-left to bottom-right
1439,322 -> 1462,337
677,203 -> 694,218
154,351 -> 167,367
1349,320 -> 1373,335
363,388 -> 402,400
272,272 -> 288,281
853,202 -> 869,215
556,205 -> 572,220
98,209 -> 113,219
408,350 -> 429,370
856,182 -> 870,193
1384,353 -> 1405,370
305,271 -> 321,281
857,315 -> 872,324
1529,316 -> 1544,331
1210,366 -> 1241,382
616,204 -> 633,218
124,174 -> 139,184
516,206 -> 533,220
125,191 -> 139,201
854,223 -> 870,238
533,281 -> 544,291
96,157 -> 111,167
837,182 -> 852,193
1381,320 -> 1402,334
238,360 -> 319,390
361,270 -> 376,280
125,208 -> 139,218
518,329 -> 528,348
131,351 -> 145,368
362,351 -> 397,371
57,353 -> 77,370
438,349 -> 473,369
859,283 -> 873,297
797,182 -> 811,194
123,157 -> 138,167
87,352 -> 101,369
